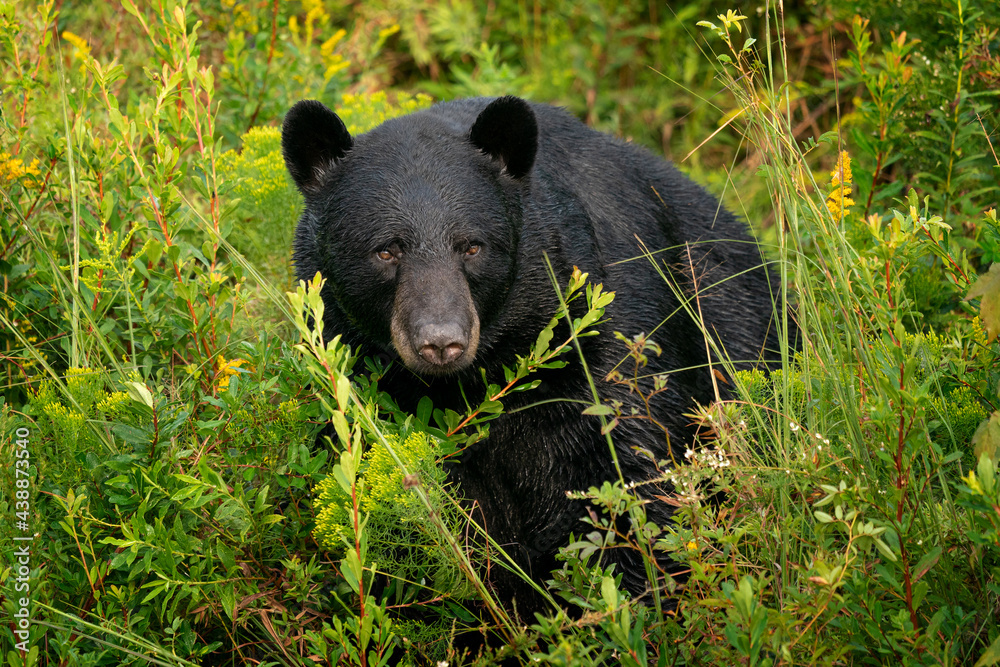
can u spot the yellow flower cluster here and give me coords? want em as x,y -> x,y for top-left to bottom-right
0,151 -> 41,185
971,316 -> 990,349
221,0 -> 256,32
62,30 -> 90,57
338,91 -> 434,136
218,126 -> 293,213
826,150 -> 855,221
96,391 -> 130,419
42,401 -> 86,443
313,432 -> 439,549
217,355 -> 249,390
290,0 -> 330,45
61,31 -> 92,73
320,28 -> 349,82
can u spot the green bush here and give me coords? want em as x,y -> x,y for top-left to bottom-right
2,0 -> 1000,664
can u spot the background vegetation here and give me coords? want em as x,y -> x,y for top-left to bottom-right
1,0 -> 999,664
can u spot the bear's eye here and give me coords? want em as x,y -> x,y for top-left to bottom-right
376,244 -> 401,263
465,244 -> 481,258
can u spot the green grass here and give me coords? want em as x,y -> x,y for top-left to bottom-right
1,0 -> 999,664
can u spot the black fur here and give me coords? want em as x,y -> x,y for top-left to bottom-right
282,100 -> 353,192
284,97 -> 788,613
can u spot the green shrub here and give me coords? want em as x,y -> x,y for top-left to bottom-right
3,0 -> 1000,664
314,431 -> 472,597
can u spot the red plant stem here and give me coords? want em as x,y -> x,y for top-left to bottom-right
923,228 -> 970,286
349,437 -> 368,667
894,394 -> 907,522
445,375 -> 519,439
316,355 -> 367,666
884,248 -> 919,631
20,157 -> 58,222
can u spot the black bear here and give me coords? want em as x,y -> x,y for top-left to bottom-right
282,96 -> 787,611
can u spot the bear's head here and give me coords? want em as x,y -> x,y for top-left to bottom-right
282,96 -> 538,376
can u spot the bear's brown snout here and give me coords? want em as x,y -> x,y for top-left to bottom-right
390,263 -> 480,376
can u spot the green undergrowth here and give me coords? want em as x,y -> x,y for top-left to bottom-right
1,0 -> 999,665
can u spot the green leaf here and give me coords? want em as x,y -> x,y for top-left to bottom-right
582,404 -> 614,416
972,412 -> 1000,461
124,381 -> 154,408
336,374 -> 350,412
254,484 -> 271,513
219,583 -> 236,621
874,538 -> 898,562
912,546 -> 942,582
416,396 -> 433,425
217,542 -> 236,571
479,400 -> 504,414
112,423 -> 152,446
975,633 -> 1000,667
533,319 -> 556,359
966,263 -> 1000,340
342,550 -> 363,595
601,575 -> 618,610
332,411 -> 350,445
333,465 -> 352,495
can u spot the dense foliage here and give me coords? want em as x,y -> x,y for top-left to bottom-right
1,0 -> 998,665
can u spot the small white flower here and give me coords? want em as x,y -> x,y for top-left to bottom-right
789,421 -> 800,432
685,448 -> 694,459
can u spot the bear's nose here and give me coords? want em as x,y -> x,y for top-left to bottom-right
417,325 -> 466,366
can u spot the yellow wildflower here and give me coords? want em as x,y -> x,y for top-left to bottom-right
234,4 -> 256,32
217,355 -> 249,390
320,29 -> 350,81
686,540 -> 698,551
301,0 -> 330,45
0,151 -> 42,185
972,316 -> 989,349
62,31 -> 92,73
826,150 -> 855,221
62,30 -> 90,56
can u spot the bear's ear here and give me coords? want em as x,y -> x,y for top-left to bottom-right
282,100 -> 353,193
469,96 -> 538,180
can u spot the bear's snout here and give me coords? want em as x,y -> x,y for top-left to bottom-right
389,265 -> 481,376
417,323 -> 467,366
